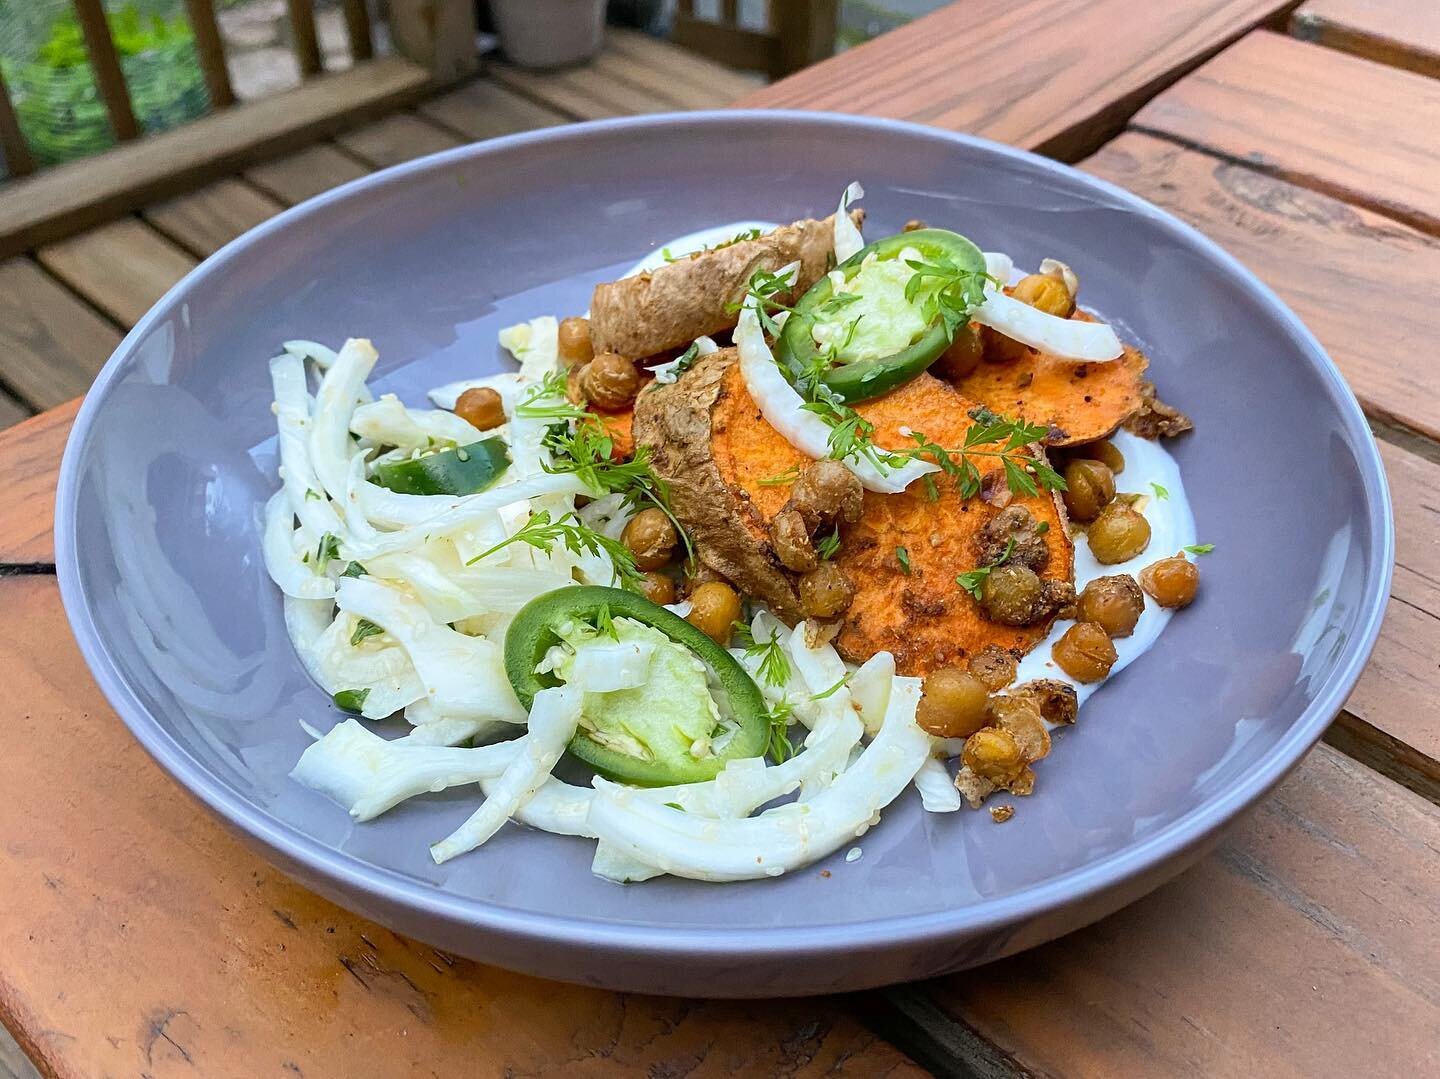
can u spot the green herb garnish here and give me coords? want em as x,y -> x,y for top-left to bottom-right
466,509 -> 643,590
1151,482 -> 1170,501
1183,543 -> 1215,556
349,619 -> 384,647
816,527 -> 841,561
955,538 -> 1017,601
896,546 -> 911,575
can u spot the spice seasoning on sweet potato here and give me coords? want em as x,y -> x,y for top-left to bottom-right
636,356 -> 1075,674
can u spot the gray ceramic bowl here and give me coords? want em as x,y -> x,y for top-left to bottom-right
55,112 -> 1392,997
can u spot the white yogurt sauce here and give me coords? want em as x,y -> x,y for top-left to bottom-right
632,221 -> 1197,727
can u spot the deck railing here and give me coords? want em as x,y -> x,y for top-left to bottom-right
673,0 -> 839,79
0,0 -> 466,181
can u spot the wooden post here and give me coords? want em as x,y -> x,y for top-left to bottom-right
0,65 -> 36,177
182,0 -> 236,109
342,0 -> 375,63
287,0 -> 324,78
72,0 -> 141,142
388,0 -> 480,82
771,0 -> 839,79
722,0 -> 739,21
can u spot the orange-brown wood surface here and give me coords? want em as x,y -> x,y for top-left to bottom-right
931,743 -> 1440,1076
1294,0 -> 1440,78
738,0 -> 1294,159
0,577 -> 921,1078
1083,131 -> 1440,442
0,403 -> 78,566
1132,31 -> 1440,234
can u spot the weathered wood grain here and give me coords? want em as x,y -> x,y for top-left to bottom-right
143,178 -> 285,257
1083,132 -> 1440,442
0,57 -> 431,260
417,80 -> 568,141
737,0 -> 1294,160
1292,0 -> 1440,79
335,112 -> 462,169
1132,31 -> 1440,234
0,402 -> 78,565
589,47 -> 748,110
608,27 -> 763,102
0,576 -> 922,1079
490,64 -> 629,121
37,219 -> 197,329
926,743 -> 1440,1077
0,263 -> 120,411
244,143 -> 371,205
0,390 -> 29,433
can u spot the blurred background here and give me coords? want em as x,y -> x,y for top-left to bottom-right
0,0 -> 949,174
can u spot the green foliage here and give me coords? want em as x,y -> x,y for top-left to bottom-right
3,2 -> 208,166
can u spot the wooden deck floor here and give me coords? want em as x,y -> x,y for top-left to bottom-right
0,29 -> 762,432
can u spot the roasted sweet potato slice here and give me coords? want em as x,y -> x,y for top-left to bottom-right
951,311 -> 1148,446
636,352 -> 1074,675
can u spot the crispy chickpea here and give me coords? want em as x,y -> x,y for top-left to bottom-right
454,386 -> 505,431
770,508 -> 818,573
1087,504 -> 1152,564
903,218 -> 928,232
1012,272 -> 1076,318
981,325 -> 1031,364
557,316 -> 594,367
682,561 -> 728,597
968,645 -> 1018,691
578,352 -> 641,412
1075,574 -> 1144,638
790,459 -> 864,527
980,563 -> 1042,626
916,667 -> 991,738
639,571 -> 676,606
621,507 -> 678,571
988,698 -> 1051,762
686,581 -> 741,644
961,727 -> 1027,785
1139,553 -> 1200,608
1082,439 -> 1125,475
1051,622 -> 1118,683
934,322 -> 984,381
799,562 -> 856,619
1062,458 -> 1116,523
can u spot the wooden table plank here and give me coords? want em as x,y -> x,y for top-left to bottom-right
1132,31 -> 1440,233
0,575 -> 921,1079
925,742 -> 1440,1077
335,112 -> 463,169
1083,131 -> 1440,442
590,47 -> 750,110
1292,0 -> 1440,79
608,28 -> 764,102
0,390 -> 30,433
417,79 -> 569,141
737,0 -> 1294,160
0,402 -> 79,565
142,178 -> 285,258
490,63 -> 627,120
0,262 -> 121,411
244,143 -> 372,206
0,57 -> 432,261
36,220 -> 197,329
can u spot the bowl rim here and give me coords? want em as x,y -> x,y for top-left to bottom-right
54,109 -> 1395,963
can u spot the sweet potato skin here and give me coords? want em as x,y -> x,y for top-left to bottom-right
951,311 -> 1148,446
642,351 -> 1074,675
589,212 -> 861,359
633,350 -> 804,622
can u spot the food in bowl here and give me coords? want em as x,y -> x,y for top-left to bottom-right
271,184 -> 1208,882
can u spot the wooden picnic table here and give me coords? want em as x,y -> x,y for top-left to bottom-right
1,3 -> 1438,1075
